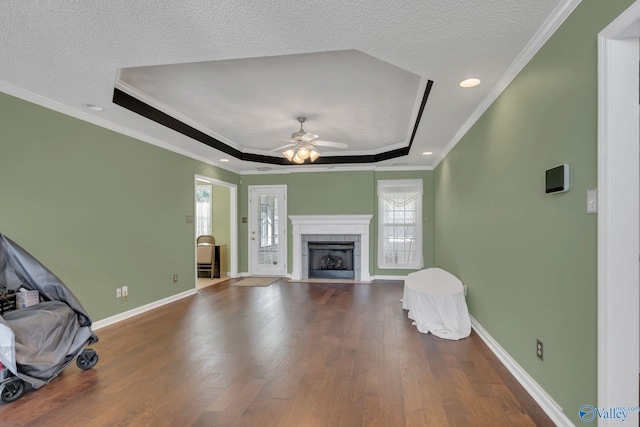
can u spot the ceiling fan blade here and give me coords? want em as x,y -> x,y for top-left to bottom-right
271,142 -> 296,152
300,132 -> 319,143
315,140 -> 348,149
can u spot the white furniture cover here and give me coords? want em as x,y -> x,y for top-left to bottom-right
402,268 -> 471,340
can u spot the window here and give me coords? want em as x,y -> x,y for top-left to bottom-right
259,195 -> 279,248
196,184 -> 212,236
377,179 -> 423,269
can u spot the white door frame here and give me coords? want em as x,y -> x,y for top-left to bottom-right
248,185 -> 287,276
194,175 -> 238,283
598,2 -> 640,424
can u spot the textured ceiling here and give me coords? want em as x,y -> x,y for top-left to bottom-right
0,0 -> 572,172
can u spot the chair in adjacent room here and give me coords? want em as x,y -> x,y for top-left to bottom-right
196,235 -> 215,278
197,235 -> 215,246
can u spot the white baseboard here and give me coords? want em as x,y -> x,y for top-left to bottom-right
470,316 -> 574,426
372,275 -> 407,281
92,288 -> 197,330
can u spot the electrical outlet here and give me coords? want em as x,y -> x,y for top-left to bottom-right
122,286 -> 128,298
173,274 -> 178,283
536,339 -> 544,361
116,287 -> 122,298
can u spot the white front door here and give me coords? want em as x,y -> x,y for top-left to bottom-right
249,186 -> 287,276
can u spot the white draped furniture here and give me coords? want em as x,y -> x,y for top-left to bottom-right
402,268 -> 471,340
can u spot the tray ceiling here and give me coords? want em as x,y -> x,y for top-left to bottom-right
0,0 -> 569,172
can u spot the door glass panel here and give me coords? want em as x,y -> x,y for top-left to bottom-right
258,195 -> 279,267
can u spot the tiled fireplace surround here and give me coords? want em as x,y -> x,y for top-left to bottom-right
289,215 -> 373,282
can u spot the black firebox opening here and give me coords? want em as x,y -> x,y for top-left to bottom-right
308,241 -> 355,280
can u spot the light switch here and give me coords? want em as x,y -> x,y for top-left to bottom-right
586,188 -> 597,214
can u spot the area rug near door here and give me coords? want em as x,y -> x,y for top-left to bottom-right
231,277 -> 280,287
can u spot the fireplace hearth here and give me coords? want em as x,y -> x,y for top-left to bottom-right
308,241 -> 354,279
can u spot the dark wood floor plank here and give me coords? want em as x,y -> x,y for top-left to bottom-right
0,279 -> 554,426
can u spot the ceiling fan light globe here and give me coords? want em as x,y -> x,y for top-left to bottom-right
292,154 -> 305,164
309,150 -> 320,162
283,149 -> 295,161
298,146 -> 310,160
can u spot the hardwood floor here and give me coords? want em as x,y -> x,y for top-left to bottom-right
197,276 -> 231,290
0,279 -> 554,426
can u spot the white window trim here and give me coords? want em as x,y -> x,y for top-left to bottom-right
377,179 -> 423,270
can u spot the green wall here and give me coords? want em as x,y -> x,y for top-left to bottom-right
239,169 -> 434,276
211,184 -> 231,274
1,2 -> 626,420
0,91 -> 239,321
433,1 -> 634,424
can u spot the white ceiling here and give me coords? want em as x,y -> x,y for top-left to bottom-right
0,0 -> 572,173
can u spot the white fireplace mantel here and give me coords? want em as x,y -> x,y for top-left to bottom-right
289,214 -> 373,281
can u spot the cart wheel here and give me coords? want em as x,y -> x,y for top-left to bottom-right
0,378 -> 25,403
76,349 -> 99,370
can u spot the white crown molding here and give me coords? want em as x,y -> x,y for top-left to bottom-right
0,80 -> 241,175
115,80 -> 242,150
433,0 -> 583,169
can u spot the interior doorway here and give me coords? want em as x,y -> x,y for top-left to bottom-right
194,175 -> 238,288
598,3 -> 640,423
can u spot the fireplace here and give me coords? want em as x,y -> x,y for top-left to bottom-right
289,215 -> 373,282
308,241 -> 354,279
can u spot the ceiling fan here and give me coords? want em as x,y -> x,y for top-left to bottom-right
275,117 -> 348,164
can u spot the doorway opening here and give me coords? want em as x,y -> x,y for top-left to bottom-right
248,185 -> 287,277
194,175 -> 238,289
598,3 -> 640,421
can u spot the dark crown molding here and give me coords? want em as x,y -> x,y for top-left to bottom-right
113,79 -> 433,166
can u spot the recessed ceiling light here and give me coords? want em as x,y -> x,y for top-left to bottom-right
459,78 -> 481,88
219,159 -> 229,162
422,151 -> 433,156
83,103 -> 104,111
